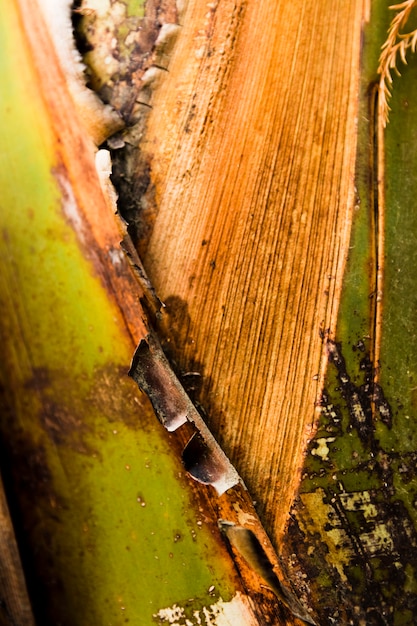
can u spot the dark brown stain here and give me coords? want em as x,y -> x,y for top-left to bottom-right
21,363 -> 156,457
85,362 -> 154,432
159,295 -> 192,353
24,367 -> 51,391
23,367 -> 93,455
153,295 -> 212,410
110,148 -> 156,256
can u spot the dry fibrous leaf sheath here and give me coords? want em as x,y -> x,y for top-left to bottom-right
0,0 -> 317,624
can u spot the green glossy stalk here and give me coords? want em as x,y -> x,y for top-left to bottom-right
0,2 -> 250,624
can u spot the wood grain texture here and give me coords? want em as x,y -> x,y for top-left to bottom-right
139,0 -> 367,543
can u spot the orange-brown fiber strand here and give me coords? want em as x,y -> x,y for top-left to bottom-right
141,0 -> 366,541
16,0 -> 148,346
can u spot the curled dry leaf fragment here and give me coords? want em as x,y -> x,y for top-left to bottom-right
219,522 -> 317,625
128,332 -> 241,495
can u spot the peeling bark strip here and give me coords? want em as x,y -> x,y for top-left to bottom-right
219,522 -> 316,625
129,333 -> 318,624
129,331 -> 240,495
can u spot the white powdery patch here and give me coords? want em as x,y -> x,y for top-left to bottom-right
95,149 -> 119,211
37,0 -> 85,81
311,437 -> 336,462
156,604 -> 187,624
154,593 -> 257,626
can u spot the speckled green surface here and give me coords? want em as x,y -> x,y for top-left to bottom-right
286,4 -> 417,624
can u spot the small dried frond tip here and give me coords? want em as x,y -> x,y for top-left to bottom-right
378,0 -> 417,126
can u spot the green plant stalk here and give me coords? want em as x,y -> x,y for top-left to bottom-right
0,2 -> 255,624
285,3 -> 417,624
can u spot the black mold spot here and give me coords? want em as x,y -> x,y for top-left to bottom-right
327,340 -> 393,442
